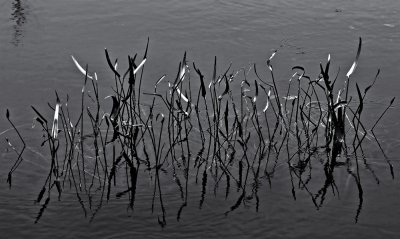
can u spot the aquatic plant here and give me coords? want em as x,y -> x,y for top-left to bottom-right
5,38 -> 395,224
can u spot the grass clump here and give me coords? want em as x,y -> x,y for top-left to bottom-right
5,37 -> 395,224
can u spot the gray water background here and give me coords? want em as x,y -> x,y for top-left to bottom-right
1,0 -> 400,238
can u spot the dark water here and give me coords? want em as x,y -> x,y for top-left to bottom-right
1,0 -> 400,238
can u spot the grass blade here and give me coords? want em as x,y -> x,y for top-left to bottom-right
346,37 -> 362,78
71,56 -> 93,79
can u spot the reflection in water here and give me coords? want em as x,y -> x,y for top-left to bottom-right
5,39 -> 396,225
10,0 -> 27,46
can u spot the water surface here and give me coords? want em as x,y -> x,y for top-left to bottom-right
1,0 -> 400,238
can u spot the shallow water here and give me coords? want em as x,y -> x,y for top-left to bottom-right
1,0 -> 400,238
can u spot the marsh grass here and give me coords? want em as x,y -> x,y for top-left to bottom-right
5,38 -> 395,225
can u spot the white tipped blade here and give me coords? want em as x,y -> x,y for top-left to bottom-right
134,59 -> 146,74
346,61 -> 357,78
262,90 -> 272,112
51,102 -> 61,139
71,55 -> 93,79
346,38 -> 362,78
263,101 -> 269,112
179,66 -> 186,81
176,87 -> 189,103
156,75 -> 166,86
336,89 -> 342,103
268,51 -> 277,61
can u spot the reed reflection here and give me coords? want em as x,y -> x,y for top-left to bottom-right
10,0 -> 27,46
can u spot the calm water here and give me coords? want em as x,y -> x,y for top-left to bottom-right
1,0 -> 400,238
